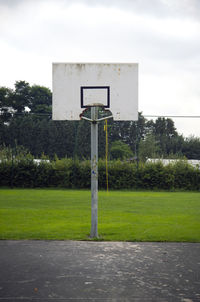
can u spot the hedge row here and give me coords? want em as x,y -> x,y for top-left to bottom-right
0,158 -> 200,190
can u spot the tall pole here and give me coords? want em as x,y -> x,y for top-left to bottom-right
90,107 -> 98,238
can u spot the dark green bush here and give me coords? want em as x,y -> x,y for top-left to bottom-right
35,162 -> 53,187
0,160 -> 12,186
139,162 -> 164,190
173,161 -> 200,190
50,158 -> 73,188
107,160 -> 138,189
13,160 -> 36,187
0,158 -> 199,190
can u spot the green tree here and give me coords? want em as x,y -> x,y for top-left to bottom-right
153,117 -> 178,156
138,133 -> 159,161
11,81 -> 31,113
182,136 -> 200,159
110,140 -> 133,160
2,81 -> 200,161
0,86 -> 13,123
29,85 -> 52,114
76,120 -> 90,159
47,120 -> 76,159
108,113 -> 146,159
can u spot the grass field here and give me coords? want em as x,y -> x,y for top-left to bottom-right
0,189 -> 200,242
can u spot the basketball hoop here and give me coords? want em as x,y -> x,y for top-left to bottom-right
52,63 -> 138,238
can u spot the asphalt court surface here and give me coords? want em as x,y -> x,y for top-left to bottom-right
0,241 -> 200,301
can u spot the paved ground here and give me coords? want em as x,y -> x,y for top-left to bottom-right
0,241 -> 200,302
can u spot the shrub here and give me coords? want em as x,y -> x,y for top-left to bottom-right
173,161 -> 200,190
0,156 -> 199,190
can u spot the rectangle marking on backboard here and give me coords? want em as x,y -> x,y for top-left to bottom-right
81,86 -> 110,108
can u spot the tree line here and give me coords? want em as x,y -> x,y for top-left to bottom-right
0,80 -> 200,160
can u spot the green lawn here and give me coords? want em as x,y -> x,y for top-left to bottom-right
0,189 -> 200,242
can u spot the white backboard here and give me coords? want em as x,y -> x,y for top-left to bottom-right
52,63 -> 138,121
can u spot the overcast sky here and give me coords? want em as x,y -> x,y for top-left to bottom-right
0,0 -> 200,137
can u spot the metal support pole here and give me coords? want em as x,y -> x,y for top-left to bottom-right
90,107 -> 98,238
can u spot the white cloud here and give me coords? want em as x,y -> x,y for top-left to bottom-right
0,0 -> 199,137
